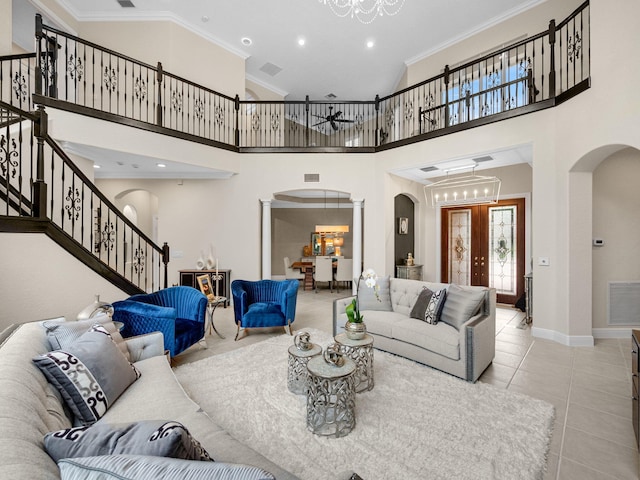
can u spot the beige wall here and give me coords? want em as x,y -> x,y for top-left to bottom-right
0,233 -> 128,330
592,148 -> 640,330
1,0 -> 11,55
405,0 -> 583,86
75,21 -> 244,99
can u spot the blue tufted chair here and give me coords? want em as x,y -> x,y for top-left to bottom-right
112,286 -> 208,357
231,279 -> 299,341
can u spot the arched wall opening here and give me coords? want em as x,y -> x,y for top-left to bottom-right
113,188 -> 159,243
568,144 -> 640,341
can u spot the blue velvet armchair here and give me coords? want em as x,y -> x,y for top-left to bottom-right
231,279 -> 299,341
112,286 -> 208,357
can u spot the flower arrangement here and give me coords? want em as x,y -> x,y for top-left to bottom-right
345,268 -> 380,323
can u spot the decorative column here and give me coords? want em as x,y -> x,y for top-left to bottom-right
352,199 -> 363,294
261,199 -> 272,280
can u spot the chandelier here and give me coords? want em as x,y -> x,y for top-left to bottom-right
424,173 -> 501,207
319,0 -> 406,25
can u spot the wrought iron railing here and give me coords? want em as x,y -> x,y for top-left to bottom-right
23,2 -> 589,151
0,53 -> 37,113
0,100 -> 169,292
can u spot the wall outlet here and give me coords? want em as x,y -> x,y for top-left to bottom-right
172,250 -> 184,258
538,256 -> 550,266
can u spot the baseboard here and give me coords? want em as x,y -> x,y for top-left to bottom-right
592,328 -> 633,339
531,326 -> 594,347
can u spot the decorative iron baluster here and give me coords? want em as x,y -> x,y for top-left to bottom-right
133,247 -> 145,274
12,72 -> 28,104
64,186 -> 81,220
0,135 -> 18,178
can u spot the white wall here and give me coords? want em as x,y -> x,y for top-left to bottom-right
592,148 -> 640,330
0,233 -> 128,331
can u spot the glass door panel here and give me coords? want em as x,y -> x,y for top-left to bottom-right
448,209 -> 471,286
489,205 -> 517,296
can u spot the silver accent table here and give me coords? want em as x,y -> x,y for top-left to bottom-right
335,333 -> 374,393
206,296 -> 227,339
306,355 -> 356,438
287,342 -> 322,395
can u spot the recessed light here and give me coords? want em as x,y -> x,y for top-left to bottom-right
201,15 -> 209,23
93,164 -> 101,169
241,37 -> 252,46
366,40 -> 375,49
298,38 -> 306,46
156,163 -> 166,168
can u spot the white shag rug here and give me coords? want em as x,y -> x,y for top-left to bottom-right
174,329 -> 554,480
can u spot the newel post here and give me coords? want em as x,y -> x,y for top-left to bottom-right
234,94 -> 240,147
305,95 -> 310,147
444,65 -> 450,127
374,94 -> 380,146
156,62 -> 163,126
32,105 -> 48,219
548,19 -> 557,98
162,242 -> 170,288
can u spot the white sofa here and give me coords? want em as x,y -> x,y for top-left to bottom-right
0,319 -> 299,479
333,278 -> 496,382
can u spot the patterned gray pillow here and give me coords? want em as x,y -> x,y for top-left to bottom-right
409,287 -> 434,321
33,325 -> 140,425
44,420 -> 212,462
58,455 -> 276,480
43,315 -> 130,362
424,288 -> 447,324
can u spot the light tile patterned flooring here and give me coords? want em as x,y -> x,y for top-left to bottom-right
174,287 -> 639,480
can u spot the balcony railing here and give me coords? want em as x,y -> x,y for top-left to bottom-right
13,1 -> 589,152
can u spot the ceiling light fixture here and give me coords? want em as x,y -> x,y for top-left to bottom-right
298,38 -> 306,46
366,40 -> 375,48
93,164 -> 101,169
156,163 -> 166,168
424,171 -> 501,208
241,37 -> 252,46
319,0 -> 405,25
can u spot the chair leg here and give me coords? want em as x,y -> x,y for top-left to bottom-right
234,322 -> 242,341
284,318 -> 293,336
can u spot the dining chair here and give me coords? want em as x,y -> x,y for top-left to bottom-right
314,256 -> 333,293
334,258 -> 353,293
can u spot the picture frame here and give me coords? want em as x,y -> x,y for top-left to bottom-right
398,217 -> 409,235
196,273 -> 214,299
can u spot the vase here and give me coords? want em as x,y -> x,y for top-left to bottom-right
344,321 -> 366,340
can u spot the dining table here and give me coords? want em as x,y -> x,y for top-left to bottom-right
291,261 -> 314,291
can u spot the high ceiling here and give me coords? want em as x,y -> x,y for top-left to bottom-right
50,0 -> 544,101
13,0 -> 540,182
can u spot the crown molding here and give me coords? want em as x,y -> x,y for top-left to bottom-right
404,0 -> 547,67
245,74 -> 289,99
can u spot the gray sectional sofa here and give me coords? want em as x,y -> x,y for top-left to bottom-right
333,277 -> 496,382
0,318 -> 299,480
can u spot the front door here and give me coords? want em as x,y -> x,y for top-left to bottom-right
441,198 -> 525,305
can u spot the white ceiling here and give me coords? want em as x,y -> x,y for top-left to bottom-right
49,0 -> 544,101
13,0 -> 541,181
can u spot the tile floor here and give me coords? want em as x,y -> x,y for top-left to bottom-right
173,286 -> 639,480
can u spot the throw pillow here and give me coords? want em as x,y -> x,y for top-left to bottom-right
357,275 -> 392,311
409,287 -> 434,321
44,420 -> 212,462
43,315 -> 130,362
58,455 -> 276,480
424,288 -> 447,325
440,284 -> 486,330
33,325 -> 141,425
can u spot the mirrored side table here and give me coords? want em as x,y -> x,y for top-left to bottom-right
306,354 -> 356,438
206,296 -> 227,339
287,333 -> 322,395
334,332 -> 374,393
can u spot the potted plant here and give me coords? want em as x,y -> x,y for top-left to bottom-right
344,268 -> 379,339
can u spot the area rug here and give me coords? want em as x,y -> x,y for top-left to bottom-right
174,329 -> 554,480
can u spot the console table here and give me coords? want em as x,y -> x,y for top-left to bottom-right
396,264 -> 423,280
179,269 -> 231,307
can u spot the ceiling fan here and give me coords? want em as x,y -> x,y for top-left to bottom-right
312,106 -> 354,131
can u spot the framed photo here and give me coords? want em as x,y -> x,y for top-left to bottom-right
398,217 -> 409,235
196,274 -> 214,299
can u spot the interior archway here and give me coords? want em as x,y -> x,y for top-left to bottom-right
568,145 -> 640,341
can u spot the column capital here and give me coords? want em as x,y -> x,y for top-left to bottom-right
260,199 -> 272,206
